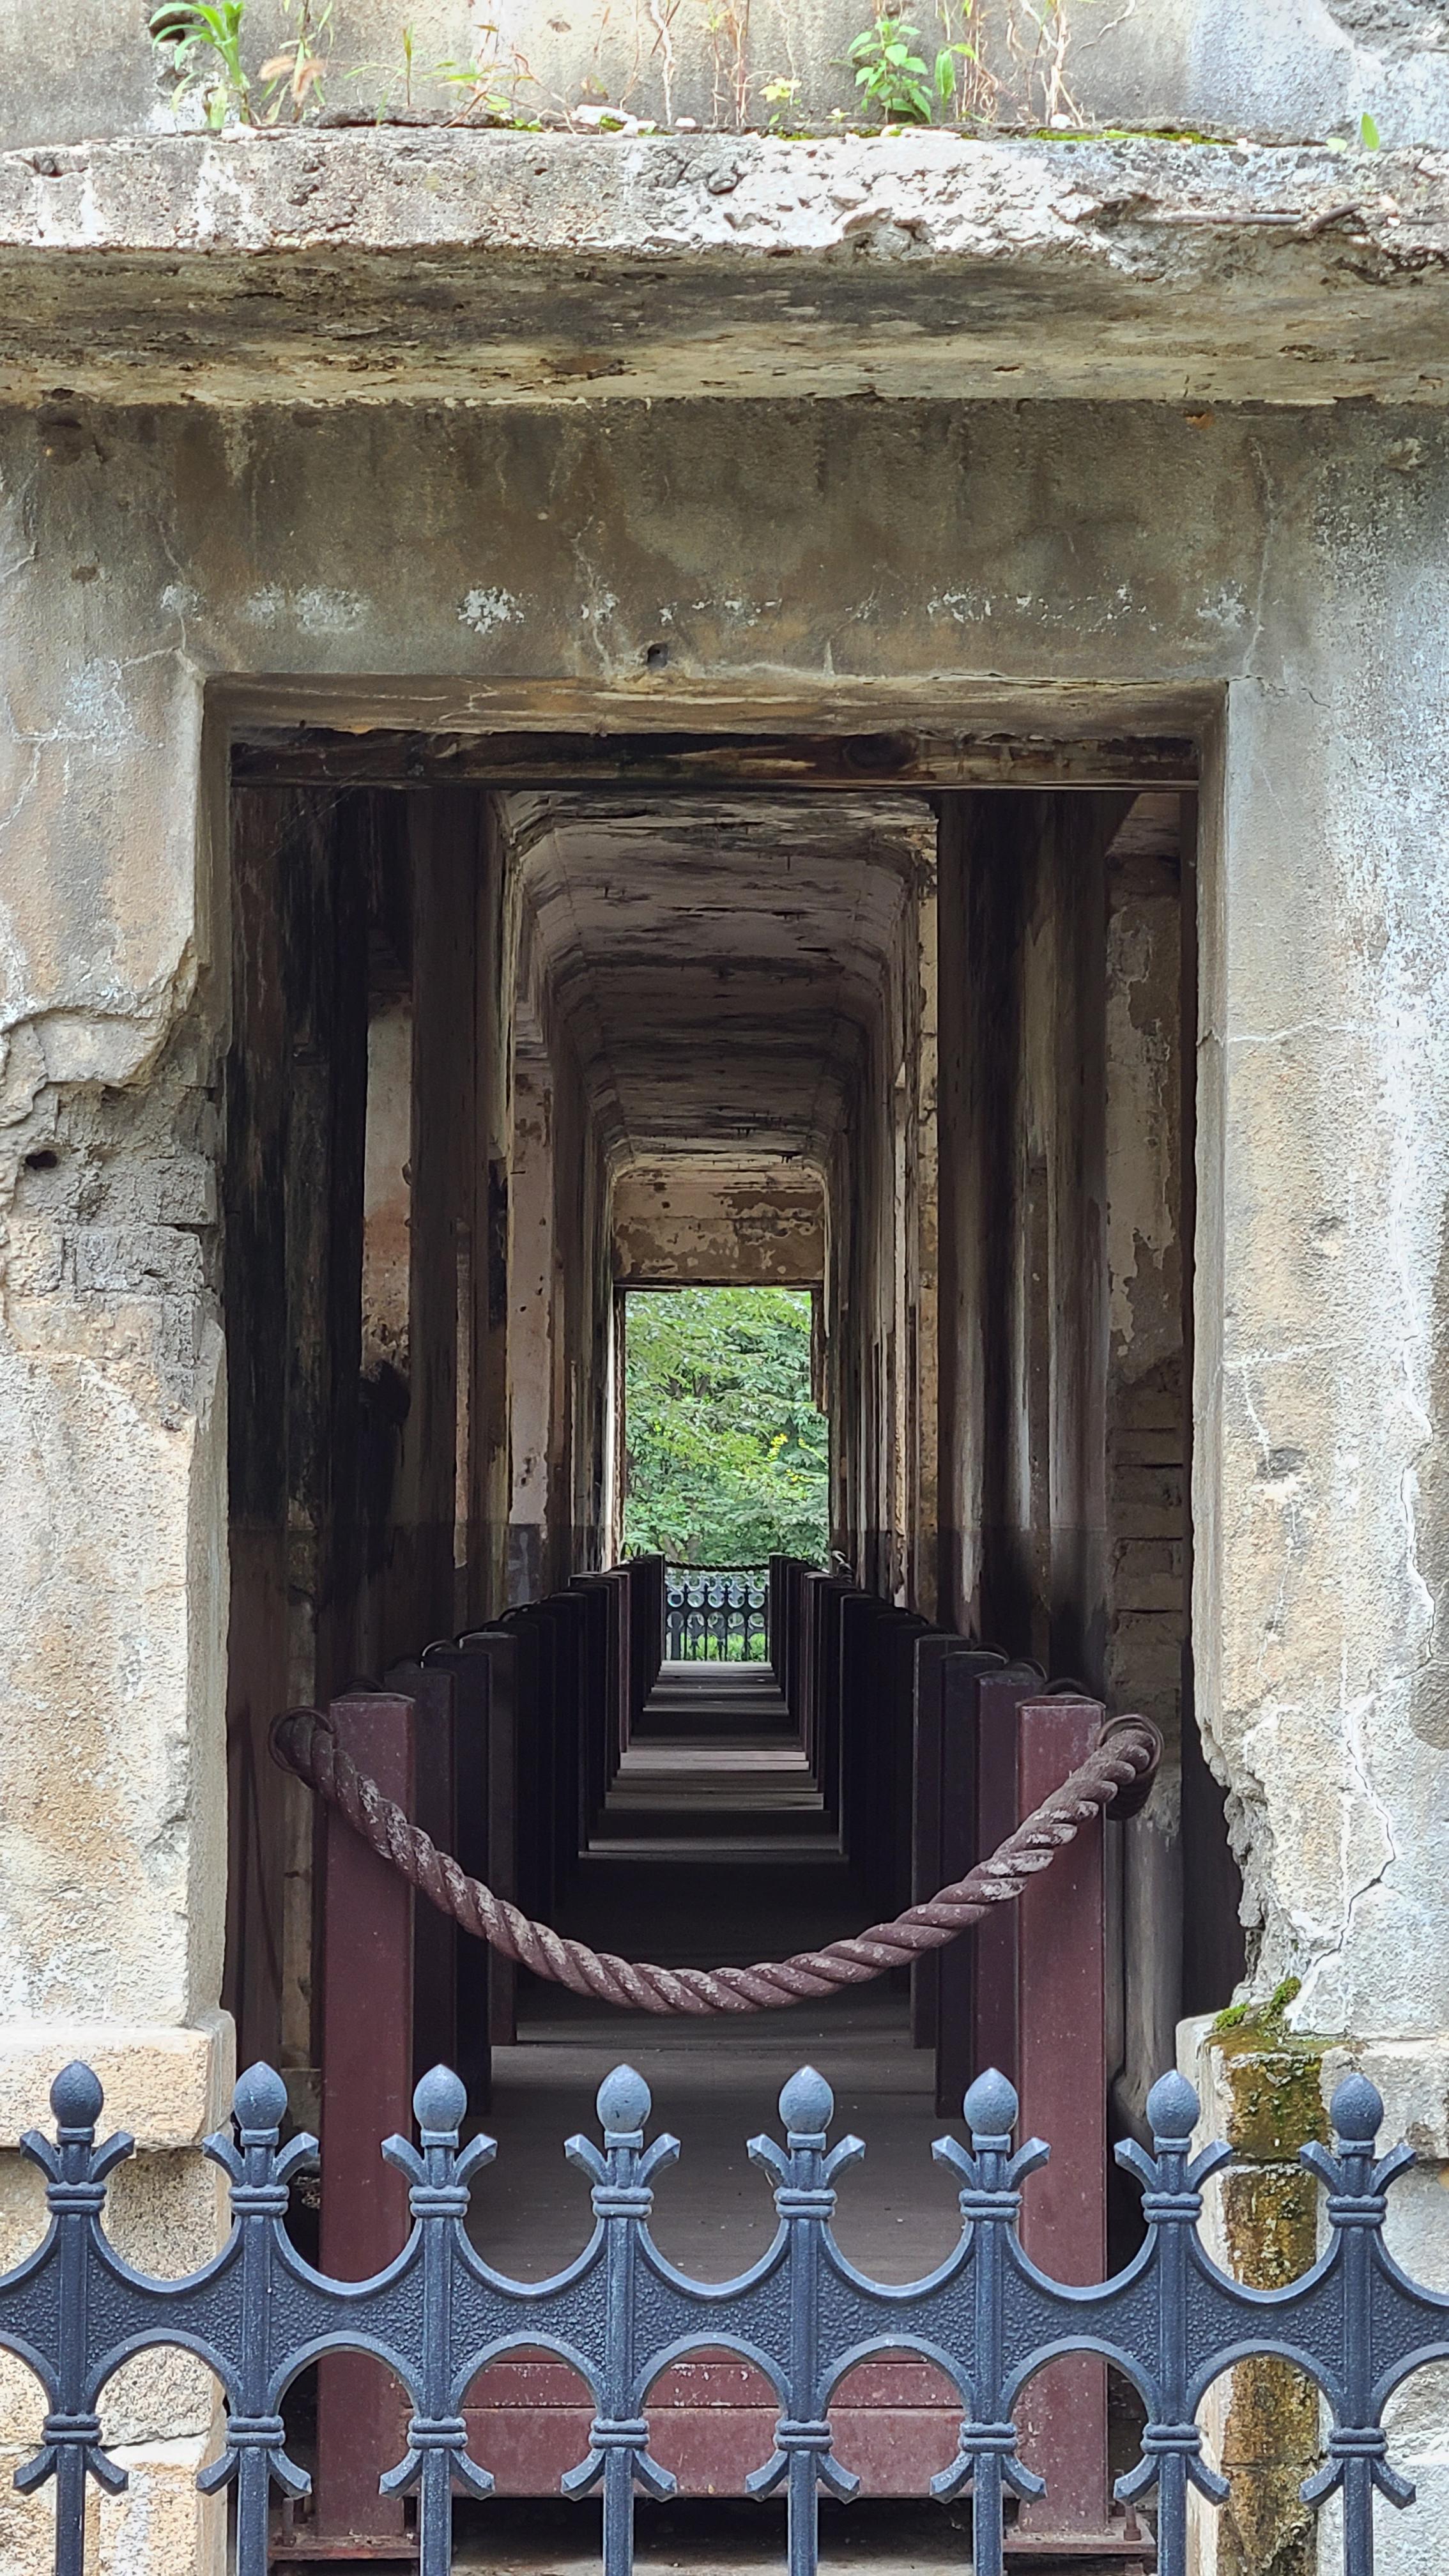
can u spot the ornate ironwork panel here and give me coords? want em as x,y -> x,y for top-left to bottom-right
664,1565 -> 769,1662
3,2055 -> 1448,2576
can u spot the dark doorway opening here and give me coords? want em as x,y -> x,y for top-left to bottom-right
220,728 -> 1240,2543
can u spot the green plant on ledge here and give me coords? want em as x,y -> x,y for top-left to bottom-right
150,0 -> 332,126
762,75 -> 804,135
149,0 -> 254,125
845,13 -> 935,124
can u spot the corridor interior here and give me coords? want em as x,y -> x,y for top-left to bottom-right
222,747 -> 1218,2293
493,1652 -> 947,2283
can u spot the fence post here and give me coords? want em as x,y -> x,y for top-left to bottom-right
848,1603 -> 930,1919
837,1590 -> 884,1889
779,1560 -> 791,1712
385,1659 -> 457,2087
910,1631 -> 949,2049
622,1556 -> 661,1728
1012,1692 -> 1110,2542
456,1627 -> 521,2048
875,1611 -> 930,1925
608,1568 -> 632,1756
550,1590 -> 591,1877
425,1636 -> 506,2083
314,1689 -> 415,2547
502,1602 -> 550,1925
804,1574 -> 852,1830
642,1554 -> 664,1698
969,1666 -> 1043,2092
768,1554 -> 786,1685
928,1649 -> 1009,2112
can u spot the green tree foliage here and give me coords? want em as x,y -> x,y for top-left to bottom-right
621,1287 -> 829,1565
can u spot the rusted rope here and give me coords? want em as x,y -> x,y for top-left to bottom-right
272,1705 -> 1161,2017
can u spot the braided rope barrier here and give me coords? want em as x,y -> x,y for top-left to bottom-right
272,1704 -> 1162,2016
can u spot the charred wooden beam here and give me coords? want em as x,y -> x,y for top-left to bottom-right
231,728 -> 1198,793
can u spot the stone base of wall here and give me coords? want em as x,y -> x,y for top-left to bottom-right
1181,2016 -> 1449,2576
0,2435 -> 225,2576
0,2017 -> 233,2576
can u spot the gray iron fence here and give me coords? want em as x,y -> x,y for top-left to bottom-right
4,2053 -> 1447,2576
664,1564 -> 768,1660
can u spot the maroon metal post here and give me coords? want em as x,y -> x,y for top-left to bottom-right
795,1560 -> 816,1749
314,1690 -> 416,2549
500,1601 -> 552,1923
876,1608 -> 931,1922
767,1556 -> 786,1695
592,1566 -> 630,1767
781,1558 -> 806,1732
454,1627 -> 522,2048
613,1567 -> 633,1757
910,1632 -> 949,2046
804,1574 -> 853,1829
837,1591 -> 884,1887
969,1666 -> 1043,2094
567,1579 -> 612,1821
1012,1694 -> 1110,2544
931,1650 -> 1007,2112
386,1660 -> 456,2085
423,1636 -> 501,2087
638,1554 -> 658,1711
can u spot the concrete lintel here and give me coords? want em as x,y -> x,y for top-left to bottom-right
0,2014 -> 235,2150
2,130 -> 1448,406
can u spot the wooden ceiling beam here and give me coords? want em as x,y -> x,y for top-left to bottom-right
231,728 -> 1198,793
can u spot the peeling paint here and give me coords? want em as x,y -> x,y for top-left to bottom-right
459,586 -> 521,637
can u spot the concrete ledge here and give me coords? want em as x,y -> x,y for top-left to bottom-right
1180,2014 -> 1449,2159
0,131 -> 1447,404
0,2014 -> 235,2150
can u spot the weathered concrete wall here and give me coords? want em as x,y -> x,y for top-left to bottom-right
3,0 -> 1448,148
224,785 -> 368,2101
564,1055 -> 616,1569
468,796 -> 521,1619
359,1002 -> 412,1381
938,791 -> 1122,1665
500,806 -> 627,1577
224,782 -> 489,2075
1104,801 -> 1187,1742
613,1162 -> 825,1285
378,790 -> 484,1655
4,389 -> 1449,2563
505,1030 -> 560,1604
1103,800 -> 1191,2138
937,786 -> 1192,2129
825,811 -> 935,1602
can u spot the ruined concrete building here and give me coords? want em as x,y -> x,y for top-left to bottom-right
3,0 -> 1449,2569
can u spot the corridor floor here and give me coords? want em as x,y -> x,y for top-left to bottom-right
470,1663 -> 957,2283
590,1657 -> 831,1860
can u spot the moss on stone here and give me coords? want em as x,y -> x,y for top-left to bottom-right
1204,2032 -> 1330,2576
1211,1974 -> 1303,2040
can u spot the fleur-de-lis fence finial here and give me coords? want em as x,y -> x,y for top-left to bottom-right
748,2067 -> 863,2576
565,2067 -> 679,2576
